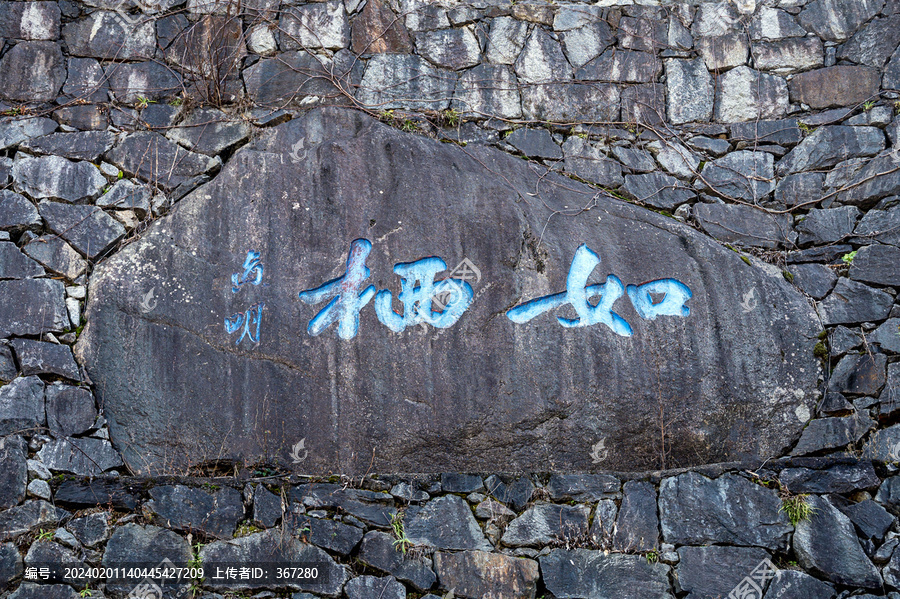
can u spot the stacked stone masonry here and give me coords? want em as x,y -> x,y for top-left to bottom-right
0,0 -> 900,595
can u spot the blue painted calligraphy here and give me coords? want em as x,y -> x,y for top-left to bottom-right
232,250 -> 264,293
225,250 -> 265,344
506,244 -> 691,336
298,239 -> 473,339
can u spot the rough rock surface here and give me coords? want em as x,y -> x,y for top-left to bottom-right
76,107 -> 821,475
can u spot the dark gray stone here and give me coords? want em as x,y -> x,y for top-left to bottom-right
687,136 -> 730,157
545,474 -> 619,502
839,14 -> 900,67
0,1 -> 60,40
106,61 -> 182,103
850,244 -> 900,286
22,236 -> 86,281
24,540 -> 85,588
818,278 -> 894,325
789,263 -> 838,299
485,16 -> 528,64
345,574 -> 404,599
38,437 -> 123,476
0,117 -> 57,152
0,345 -> 15,381
434,550 -> 539,599
141,104 -> 182,129
103,524 -> 193,594
561,137 -> 624,188
753,37 -> 823,72
350,0 -> 411,54
105,131 -> 221,193
838,499 -> 894,541
76,107 -> 821,475
244,51 -> 344,107
301,516 -> 363,555
729,119 -> 803,146
0,541 -> 23,592
694,203 -> 795,248
540,549 -> 673,599
501,503 -> 590,547
54,479 -> 138,510
21,131 -> 115,163
789,66 -> 882,109
166,108 -> 252,157
611,146 -> 656,173
485,475 -> 535,512
883,544 -> 900,588
252,485 -> 282,528
828,352 -> 887,396
560,21 -> 614,69
576,49 -> 661,83
775,173 -> 826,209
792,413 -> 875,455
10,338 -> 80,381
0,500 -> 68,541
701,151 -> 775,201
62,57 -> 108,103
798,206 -> 860,245
659,472 -> 792,550
794,495 -> 882,587
96,180 -> 152,217
831,326 -> 864,356
622,172 -> 694,210
358,54 -> 457,110
762,569 -> 833,599
13,155 -> 106,203
146,484 -> 243,539
880,362 -> 900,418
777,126 -> 885,177
416,28 -> 481,71
622,83 -> 665,126
666,58 -> 713,124
0,279 -> 68,337
676,545 -> 771,599
506,128 -> 562,160
0,41 -> 65,102
0,242 -> 43,279
780,462 -> 880,494
62,11 -> 155,59
697,33 -> 749,71
0,435 -> 26,509
52,105 -> 109,131
613,480 -> 658,552
451,64 -> 522,119
887,44 -> 900,89
0,191 -> 40,233
853,205 -> 900,246
8,583 -> 78,599
199,529 -> 347,595
440,473 -> 483,493
799,0 -> 884,41
871,318 -> 900,353
39,201 -> 125,259
0,376 -> 44,436
876,476 -> 900,511
67,512 -> 110,547
521,82 -> 619,123
357,530 -> 436,591
620,16 -> 666,53
406,494 -> 492,551
715,66 -> 789,123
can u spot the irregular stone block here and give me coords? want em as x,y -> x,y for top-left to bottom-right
696,33 -> 748,70
21,131 -> 115,163
22,236 -> 86,281
10,339 -> 80,381
514,27 -> 572,84
777,126 -> 885,176
576,49 -> 661,83
562,136 -> 623,187
694,203 -> 794,248
166,107 -> 251,157
45,383 -> 96,438
522,82 -> 619,123
0,41 -> 65,102
729,118 -> 802,146
798,0 -> 883,42
103,524 -> 193,594
39,201 -> 125,259
797,206 -> 859,245
622,172 -> 694,210
540,549 -> 672,599
358,54 -> 457,111
676,546 -> 772,598
788,263 -> 837,299
12,155 -> 105,203
622,83 -> 665,126
62,57 -> 109,103
753,37 -> 824,72
416,27 -> 481,71
0,242 -> 43,279
358,530 -> 436,591
0,500 -> 68,541
791,413 -> 875,455
0,1 -> 60,40
345,575 -> 404,599
62,11 -> 155,59
560,21 -> 614,69
146,484 -> 243,539
715,66 -> 788,123
485,16 -> 528,65
700,150 -> 775,201
244,51 -> 344,107
613,480 -> 658,552
279,1 -> 349,50
666,58 -> 713,124
405,495 -> 492,551
38,437 -> 123,476
501,503 -> 590,547
433,550 -> 539,599
780,462 -> 880,494
451,64 -> 522,119
850,244 -> 900,286
0,279 -> 68,337
0,436 -> 26,509
105,131 -> 221,192
789,66 -> 881,109
351,0 -> 411,54
817,278 -> 893,325
839,14 -> 900,67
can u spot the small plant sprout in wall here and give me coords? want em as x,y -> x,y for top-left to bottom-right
779,493 -> 815,526
841,250 -> 858,265
390,511 -> 413,555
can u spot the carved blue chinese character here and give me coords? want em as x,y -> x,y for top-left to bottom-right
507,244 -> 633,336
232,250 -> 264,293
374,257 -> 474,332
224,302 -> 265,344
298,239 -> 377,340
626,279 -> 692,320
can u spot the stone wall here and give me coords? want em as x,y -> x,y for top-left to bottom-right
1,0 -> 900,596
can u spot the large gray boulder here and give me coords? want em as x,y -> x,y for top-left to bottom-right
76,107 -> 821,475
